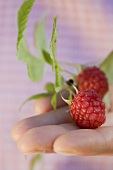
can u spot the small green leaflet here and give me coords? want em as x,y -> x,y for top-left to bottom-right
45,82 -> 55,92
29,154 -> 42,170
20,92 -> 51,110
100,51 -> 113,84
17,0 -> 35,48
42,50 -> 53,65
51,93 -> 58,110
34,18 -> 47,55
50,17 -> 63,93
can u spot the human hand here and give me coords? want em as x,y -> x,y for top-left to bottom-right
11,88 -> 113,156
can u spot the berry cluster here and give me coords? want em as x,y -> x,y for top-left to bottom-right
69,66 -> 108,129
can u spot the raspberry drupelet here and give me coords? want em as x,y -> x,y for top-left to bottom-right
70,90 -> 106,129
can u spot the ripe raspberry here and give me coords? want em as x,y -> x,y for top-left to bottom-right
77,66 -> 108,98
70,90 -> 106,129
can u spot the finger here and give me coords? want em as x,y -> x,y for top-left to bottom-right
34,90 -> 69,115
11,106 -> 72,142
11,109 -> 113,143
54,126 -> 113,156
17,123 -> 77,154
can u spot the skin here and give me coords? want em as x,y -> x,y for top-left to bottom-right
11,86 -> 113,156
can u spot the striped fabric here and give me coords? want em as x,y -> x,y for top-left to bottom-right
0,0 -> 113,169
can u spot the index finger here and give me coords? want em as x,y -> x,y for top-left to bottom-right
11,106 -> 72,142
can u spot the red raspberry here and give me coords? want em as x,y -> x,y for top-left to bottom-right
77,66 -> 108,98
70,90 -> 106,129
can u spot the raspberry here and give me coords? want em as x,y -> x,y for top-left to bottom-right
70,90 -> 106,129
77,66 -> 108,98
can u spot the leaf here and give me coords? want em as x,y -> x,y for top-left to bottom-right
17,37 -> 44,82
26,55 -> 44,82
20,92 -> 51,110
50,17 -> 63,93
45,82 -> 55,92
51,93 -> 58,110
100,51 -> 113,84
17,37 -> 28,61
17,0 -> 35,48
103,92 -> 111,111
29,154 -> 42,170
34,18 -> 47,55
42,50 -> 53,65
17,1 -> 45,82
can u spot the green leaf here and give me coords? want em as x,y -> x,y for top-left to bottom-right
17,37 -> 28,61
51,93 -> 58,110
45,82 -> 55,92
42,50 -> 53,65
20,92 -> 51,110
103,92 -> 111,111
34,18 -> 47,55
100,51 -> 113,84
30,154 -> 42,170
26,56 -> 44,82
17,0 -> 35,48
17,0 -> 45,82
17,37 -> 44,82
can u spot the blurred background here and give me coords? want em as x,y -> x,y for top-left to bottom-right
1,0 -> 113,169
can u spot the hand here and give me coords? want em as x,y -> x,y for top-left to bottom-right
11,90 -> 113,156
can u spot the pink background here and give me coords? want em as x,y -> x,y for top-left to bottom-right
1,0 -> 113,169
